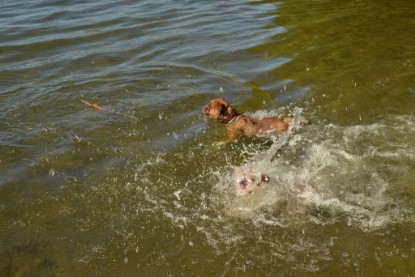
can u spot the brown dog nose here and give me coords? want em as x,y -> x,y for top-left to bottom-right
203,104 -> 210,115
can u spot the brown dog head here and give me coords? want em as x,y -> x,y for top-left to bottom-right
203,98 -> 238,124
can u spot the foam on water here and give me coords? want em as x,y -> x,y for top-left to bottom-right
208,112 -> 415,233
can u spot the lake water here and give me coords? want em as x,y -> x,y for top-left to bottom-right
1,0 -> 415,276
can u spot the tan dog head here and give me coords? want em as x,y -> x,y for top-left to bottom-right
236,174 -> 270,195
203,98 -> 238,124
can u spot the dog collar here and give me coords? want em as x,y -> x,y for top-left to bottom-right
222,110 -> 239,124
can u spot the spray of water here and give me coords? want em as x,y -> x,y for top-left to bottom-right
208,111 -> 413,233
91,112 -> 414,272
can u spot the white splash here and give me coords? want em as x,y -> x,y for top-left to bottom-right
213,113 -> 415,232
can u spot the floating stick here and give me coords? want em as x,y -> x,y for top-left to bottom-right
81,99 -> 137,120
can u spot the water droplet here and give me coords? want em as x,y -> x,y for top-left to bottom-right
48,168 -> 55,177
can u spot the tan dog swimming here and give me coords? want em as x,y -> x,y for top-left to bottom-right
235,173 -> 270,195
203,98 -> 309,144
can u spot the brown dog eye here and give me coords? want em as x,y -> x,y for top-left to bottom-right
261,174 -> 270,182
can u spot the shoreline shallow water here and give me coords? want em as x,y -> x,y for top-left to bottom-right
1,0 -> 415,275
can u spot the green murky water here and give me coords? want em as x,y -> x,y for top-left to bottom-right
1,0 -> 414,276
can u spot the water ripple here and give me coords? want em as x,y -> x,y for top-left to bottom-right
0,0 -> 283,105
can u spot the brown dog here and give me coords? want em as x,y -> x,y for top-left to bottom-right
203,98 -> 308,144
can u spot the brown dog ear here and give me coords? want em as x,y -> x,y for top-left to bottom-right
220,104 -> 228,116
